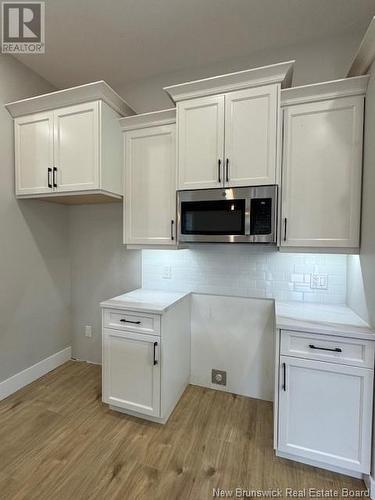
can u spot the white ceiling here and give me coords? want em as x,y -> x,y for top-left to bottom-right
15,0 -> 375,90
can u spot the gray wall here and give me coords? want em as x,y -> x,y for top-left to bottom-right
118,33 -> 361,112
68,204 -> 141,364
0,55 -> 71,383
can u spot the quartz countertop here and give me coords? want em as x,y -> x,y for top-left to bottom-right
275,301 -> 375,340
100,289 -> 190,314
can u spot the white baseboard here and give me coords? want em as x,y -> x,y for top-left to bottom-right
364,475 -> 375,499
0,346 -> 72,401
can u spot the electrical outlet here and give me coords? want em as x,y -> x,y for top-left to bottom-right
211,369 -> 227,386
85,325 -> 93,338
310,274 -> 328,290
162,265 -> 172,279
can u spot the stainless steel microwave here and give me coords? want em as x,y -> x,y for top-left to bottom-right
177,185 -> 278,244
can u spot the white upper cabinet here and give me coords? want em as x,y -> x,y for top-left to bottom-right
177,95 -> 224,190
165,61 -> 294,191
121,109 -> 177,247
7,81 -> 134,203
53,102 -> 99,192
224,85 -> 278,186
280,76 -> 368,249
15,111 -> 54,196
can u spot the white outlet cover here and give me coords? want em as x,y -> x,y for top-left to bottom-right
162,265 -> 172,279
85,325 -> 93,338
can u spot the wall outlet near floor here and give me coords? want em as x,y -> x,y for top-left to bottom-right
85,325 -> 93,338
310,274 -> 328,290
212,369 -> 227,386
162,265 -> 172,279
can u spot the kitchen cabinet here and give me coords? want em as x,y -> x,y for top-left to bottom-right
120,109 -> 177,247
15,111 -> 54,196
176,85 -> 278,190
103,329 -> 161,417
280,76 -> 368,249
165,61 -> 294,191
53,102 -> 99,192
101,290 -> 191,424
7,81 -> 134,203
276,328 -> 374,476
224,86 -> 278,186
177,95 -> 224,190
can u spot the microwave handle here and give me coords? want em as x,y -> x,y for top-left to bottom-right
245,198 -> 251,236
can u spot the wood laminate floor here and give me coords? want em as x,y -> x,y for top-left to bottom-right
0,361 -> 367,500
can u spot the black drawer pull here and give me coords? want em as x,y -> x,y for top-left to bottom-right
120,319 -> 141,325
282,362 -> 286,391
309,344 -> 342,353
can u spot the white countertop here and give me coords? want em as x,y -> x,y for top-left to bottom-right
275,301 -> 375,340
100,289 -> 190,314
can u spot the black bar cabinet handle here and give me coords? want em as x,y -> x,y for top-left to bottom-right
309,344 -> 342,353
153,342 -> 158,365
282,362 -> 286,391
225,158 -> 229,182
283,218 -> 288,241
171,220 -> 175,241
218,159 -> 221,183
53,167 -> 58,188
48,168 -> 52,188
120,318 -> 141,325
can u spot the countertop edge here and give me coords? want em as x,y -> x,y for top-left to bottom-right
100,291 -> 191,314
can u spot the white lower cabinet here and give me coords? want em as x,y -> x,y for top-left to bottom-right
103,329 -> 161,417
102,293 -> 191,424
277,330 -> 374,476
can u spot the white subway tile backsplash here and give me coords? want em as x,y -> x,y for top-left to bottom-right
142,248 -> 348,305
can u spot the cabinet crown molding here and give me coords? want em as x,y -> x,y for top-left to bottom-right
347,16 -> 375,77
164,60 -> 295,102
119,108 -> 176,131
281,76 -> 369,106
5,80 -> 135,118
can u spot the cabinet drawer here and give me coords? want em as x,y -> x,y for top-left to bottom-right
103,309 -> 160,335
280,330 -> 375,368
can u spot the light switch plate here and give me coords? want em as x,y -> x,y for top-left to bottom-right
310,274 -> 328,290
162,265 -> 172,279
85,325 -> 93,338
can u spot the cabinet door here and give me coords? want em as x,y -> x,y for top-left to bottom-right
124,124 -> 176,245
53,102 -> 99,192
281,97 -> 364,248
103,329 -> 161,417
15,112 -> 54,195
224,85 -> 278,186
278,356 -> 373,473
177,95 -> 224,190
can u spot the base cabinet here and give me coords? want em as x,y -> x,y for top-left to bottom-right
277,330 -> 374,476
102,295 -> 191,424
103,329 -> 161,417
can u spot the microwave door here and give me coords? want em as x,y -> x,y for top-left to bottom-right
179,199 -> 246,242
